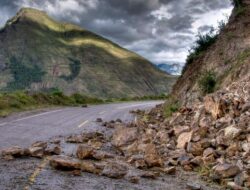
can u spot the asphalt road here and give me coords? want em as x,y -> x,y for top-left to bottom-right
0,101 -> 163,149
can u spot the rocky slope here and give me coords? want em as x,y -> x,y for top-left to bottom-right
0,8 -> 176,98
172,0 -> 250,105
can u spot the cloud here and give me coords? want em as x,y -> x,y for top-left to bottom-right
0,0 -> 233,74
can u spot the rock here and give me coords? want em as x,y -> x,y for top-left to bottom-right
66,135 -> 83,143
186,182 -> 201,190
45,145 -> 61,155
50,155 -> 81,170
204,95 -> 227,119
82,104 -> 88,108
186,142 -> 203,156
203,148 -> 215,157
127,175 -> 140,184
116,119 -> 122,123
76,145 -> 94,159
140,171 -> 159,179
143,143 -> 163,167
111,127 -> 138,148
213,164 -> 240,178
101,162 -> 128,179
1,146 -> 24,158
226,181 -> 243,190
174,125 -> 190,136
176,131 -> 193,149
31,141 -> 47,149
81,160 -> 102,174
92,150 -> 114,160
28,146 -> 44,158
71,170 -> 82,176
163,166 -> 176,174
190,156 -> 203,166
96,118 -> 103,122
242,102 -> 250,112
224,125 -> 242,140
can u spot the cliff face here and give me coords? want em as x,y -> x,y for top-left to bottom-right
172,0 -> 250,104
0,8 -> 176,98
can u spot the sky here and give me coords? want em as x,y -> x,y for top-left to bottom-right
0,0 -> 233,75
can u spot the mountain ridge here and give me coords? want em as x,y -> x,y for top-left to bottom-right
0,8 -> 176,98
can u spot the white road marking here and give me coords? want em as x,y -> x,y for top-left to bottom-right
99,111 -> 106,115
0,122 -> 7,126
78,120 -> 89,128
0,109 -> 65,126
117,102 -> 157,110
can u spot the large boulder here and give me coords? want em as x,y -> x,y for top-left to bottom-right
111,127 -> 139,148
177,131 -> 193,149
50,155 -> 81,170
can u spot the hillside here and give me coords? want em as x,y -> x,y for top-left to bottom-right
172,0 -> 250,105
0,8 -> 176,98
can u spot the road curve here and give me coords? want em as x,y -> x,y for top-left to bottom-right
0,101 -> 163,149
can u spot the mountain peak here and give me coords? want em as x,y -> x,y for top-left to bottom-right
5,7 -> 83,32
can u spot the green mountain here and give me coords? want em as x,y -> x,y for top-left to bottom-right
0,8 -> 176,98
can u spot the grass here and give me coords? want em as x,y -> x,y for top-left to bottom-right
0,91 -> 169,117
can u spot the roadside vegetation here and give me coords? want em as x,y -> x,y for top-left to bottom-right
198,70 -> 217,94
163,96 -> 180,118
0,90 -> 168,117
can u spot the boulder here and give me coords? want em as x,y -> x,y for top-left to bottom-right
144,143 -> 163,167
28,146 -> 44,158
213,164 -> 240,178
50,155 -> 81,170
101,162 -> 128,179
111,127 -> 138,148
45,145 -> 61,155
177,131 -> 193,149
66,135 -> 83,143
31,141 -> 47,149
204,96 -> 227,119
1,146 -> 24,158
81,160 -> 102,174
224,125 -> 242,140
92,150 -> 114,160
76,145 -> 94,159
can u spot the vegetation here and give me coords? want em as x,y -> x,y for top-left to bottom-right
0,90 -> 169,117
232,0 -> 243,7
183,30 -> 218,74
163,96 -> 180,118
0,90 -> 104,117
7,56 -> 45,90
198,70 -> 217,94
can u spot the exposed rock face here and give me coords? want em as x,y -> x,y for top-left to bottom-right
172,1 -> 250,104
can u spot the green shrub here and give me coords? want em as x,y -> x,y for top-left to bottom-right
182,31 -> 218,74
7,56 -> 45,90
198,71 -> 217,94
163,97 -> 180,118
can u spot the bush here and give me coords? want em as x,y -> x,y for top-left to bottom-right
163,96 -> 180,118
198,71 -> 217,94
232,0 -> 243,7
182,30 -> 218,74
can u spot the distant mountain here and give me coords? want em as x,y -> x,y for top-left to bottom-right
157,63 -> 182,75
0,8 -> 177,98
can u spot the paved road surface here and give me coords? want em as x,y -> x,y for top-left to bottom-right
0,101 -> 163,149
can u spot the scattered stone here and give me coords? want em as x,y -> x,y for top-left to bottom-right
1,146 -> 24,158
96,118 -> 103,122
81,160 -> 102,174
213,164 -> 240,178
101,162 -> 128,179
76,145 -> 94,159
224,125 -> 242,140
50,155 -> 81,170
112,126 -> 138,148
177,131 -> 193,149
140,171 -> 159,179
186,182 -> 201,190
28,146 -> 44,158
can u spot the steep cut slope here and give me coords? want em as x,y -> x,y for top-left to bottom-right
0,8 -> 176,98
172,0 -> 250,104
